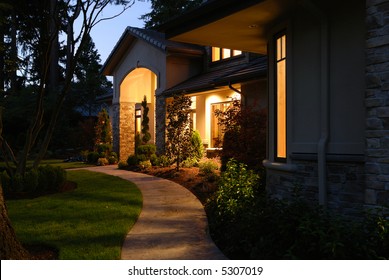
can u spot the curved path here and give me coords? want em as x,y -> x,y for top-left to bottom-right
79,165 -> 227,260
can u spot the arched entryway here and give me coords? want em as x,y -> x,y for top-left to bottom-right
115,67 -> 157,161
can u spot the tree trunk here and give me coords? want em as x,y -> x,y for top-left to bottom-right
0,186 -> 30,260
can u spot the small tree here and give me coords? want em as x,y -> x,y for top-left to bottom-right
141,95 -> 151,144
215,98 -> 267,172
94,108 -> 112,156
165,94 -> 192,170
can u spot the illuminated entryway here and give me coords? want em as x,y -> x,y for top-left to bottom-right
116,67 -> 157,160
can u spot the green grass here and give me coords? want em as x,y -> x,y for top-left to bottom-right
6,170 -> 142,259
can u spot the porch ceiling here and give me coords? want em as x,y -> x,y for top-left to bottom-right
160,0 -> 295,54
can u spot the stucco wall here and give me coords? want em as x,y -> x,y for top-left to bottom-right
265,0 -> 368,215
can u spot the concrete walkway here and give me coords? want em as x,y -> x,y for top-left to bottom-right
78,165 -> 227,260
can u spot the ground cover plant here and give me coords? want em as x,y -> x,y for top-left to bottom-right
6,170 -> 142,259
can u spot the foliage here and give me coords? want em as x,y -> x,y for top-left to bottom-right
140,0 -> 203,29
190,130 -> 204,161
199,159 -> 219,176
165,95 -> 193,170
87,152 -> 100,164
181,157 -> 199,168
136,144 -> 156,160
158,155 -> 172,167
141,95 -> 151,144
97,158 -> 109,166
214,98 -> 267,172
108,152 -> 118,164
118,161 -> 129,170
6,170 -> 142,259
139,160 -> 152,170
0,0 -> 134,175
1,165 -> 67,195
127,154 -> 139,166
94,109 -> 112,150
206,161 -> 389,259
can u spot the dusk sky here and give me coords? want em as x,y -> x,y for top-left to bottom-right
90,1 -> 151,66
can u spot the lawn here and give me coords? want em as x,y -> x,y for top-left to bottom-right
6,170 -> 142,259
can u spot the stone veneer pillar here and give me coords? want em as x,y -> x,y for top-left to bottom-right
155,95 -> 166,155
112,102 -> 136,161
365,0 -> 389,210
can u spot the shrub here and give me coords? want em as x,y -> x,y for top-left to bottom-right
118,161 -> 129,169
158,155 -> 171,167
181,157 -> 199,168
139,160 -> 152,170
136,144 -> 156,159
199,159 -> 219,176
127,155 -> 139,166
150,154 -> 160,166
190,130 -> 204,161
23,169 -> 39,193
97,158 -> 109,166
37,165 -> 67,192
108,152 -> 118,164
87,152 -> 100,164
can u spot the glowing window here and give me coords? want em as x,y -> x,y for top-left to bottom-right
275,33 -> 287,160
212,47 -> 242,62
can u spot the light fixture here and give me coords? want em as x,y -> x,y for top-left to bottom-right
248,24 -> 258,29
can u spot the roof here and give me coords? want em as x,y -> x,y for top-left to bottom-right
102,27 -> 204,75
163,56 -> 267,96
159,0 -> 294,53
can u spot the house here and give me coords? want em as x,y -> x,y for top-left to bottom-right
159,0 -> 389,216
102,26 -> 267,161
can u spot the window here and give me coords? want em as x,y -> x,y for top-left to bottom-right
275,33 -> 287,161
211,102 -> 232,147
135,108 -> 142,135
212,47 -> 242,62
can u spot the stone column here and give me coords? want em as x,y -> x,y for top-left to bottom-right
112,102 -> 136,162
155,95 -> 166,155
365,0 -> 389,209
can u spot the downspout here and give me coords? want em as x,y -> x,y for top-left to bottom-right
301,1 -> 330,207
229,82 -> 245,105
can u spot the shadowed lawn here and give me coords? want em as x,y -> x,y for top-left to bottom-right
6,170 -> 142,259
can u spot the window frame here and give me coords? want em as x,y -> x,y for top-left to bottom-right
274,32 -> 287,162
211,47 -> 243,63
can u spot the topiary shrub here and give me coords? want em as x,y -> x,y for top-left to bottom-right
108,152 -> 118,164
139,160 -> 152,170
158,155 -> 172,167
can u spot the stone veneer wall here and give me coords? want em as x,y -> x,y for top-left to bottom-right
365,0 -> 389,211
267,159 -> 366,217
112,102 -> 136,161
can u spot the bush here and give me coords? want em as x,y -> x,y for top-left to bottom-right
150,154 -> 160,166
199,159 -> 219,176
23,169 -> 39,193
206,161 -> 389,259
97,158 -> 109,166
37,165 -> 67,192
139,160 -> 152,170
158,155 -> 171,167
127,155 -> 139,166
87,152 -> 100,164
136,144 -> 156,160
118,161 -> 129,169
190,130 -> 204,161
108,152 -> 118,164
181,157 -> 199,168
